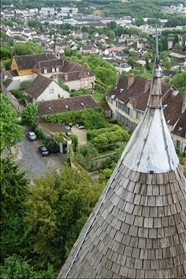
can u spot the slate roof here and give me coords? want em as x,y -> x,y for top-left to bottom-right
13,53 -> 57,70
25,74 -> 53,99
37,95 -> 100,116
33,59 -> 95,81
58,54 -> 186,278
107,75 -> 184,127
172,110 -> 186,139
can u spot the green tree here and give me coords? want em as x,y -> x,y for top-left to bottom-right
0,95 -> 23,153
20,80 -> 32,90
162,57 -> 171,70
173,34 -> 179,48
0,255 -> 57,279
0,156 -> 29,260
75,142 -> 99,170
159,36 -> 168,51
24,165 -> 102,269
81,110 -> 107,130
145,56 -> 151,71
21,103 -> 38,128
171,72 -> 186,91
13,41 -> 42,56
135,17 -> 145,27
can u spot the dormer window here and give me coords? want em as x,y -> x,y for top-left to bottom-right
52,67 -> 55,73
56,67 -> 59,72
44,68 -> 47,74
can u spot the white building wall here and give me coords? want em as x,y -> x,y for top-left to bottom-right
37,81 -> 70,102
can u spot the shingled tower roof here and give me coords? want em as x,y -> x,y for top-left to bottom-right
58,38 -> 186,279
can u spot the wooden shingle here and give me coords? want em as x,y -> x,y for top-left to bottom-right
58,50 -> 186,279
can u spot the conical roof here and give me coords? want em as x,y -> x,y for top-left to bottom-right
58,55 -> 186,278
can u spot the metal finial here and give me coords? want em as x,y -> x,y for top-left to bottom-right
155,26 -> 159,64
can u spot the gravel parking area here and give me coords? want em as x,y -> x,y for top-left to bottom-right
71,126 -> 87,146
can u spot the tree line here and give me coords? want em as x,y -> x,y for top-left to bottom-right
0,94 -> 103,277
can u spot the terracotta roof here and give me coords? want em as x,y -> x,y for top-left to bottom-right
25,74 -> 53,99
58,54 -> 186,279
13,53 -> 57,70
37,95 -> 100,116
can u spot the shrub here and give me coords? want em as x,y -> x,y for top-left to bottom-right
44,137 -> 60,153
10,89 -> 25,100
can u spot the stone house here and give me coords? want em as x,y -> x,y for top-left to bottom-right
9,54 -> 96,91
11,53 -> 57,76
106,74 -> 186,153
24,74 -> 70,104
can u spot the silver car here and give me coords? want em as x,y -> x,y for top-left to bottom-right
27,131 -> 37,141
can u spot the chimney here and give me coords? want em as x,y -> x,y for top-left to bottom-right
64,73 -> 68,81
182,92 -> 186,113
116,70 -> 120,85
128,74 -> 134,88
144,79 -> 150,93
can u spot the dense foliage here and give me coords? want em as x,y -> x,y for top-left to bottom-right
171,72 -> 186,91
0,156 -> 29,260
21,103 -> 38,128
24,165 -> 102,269
0,95 -> 24,152
0,255 -> 57,279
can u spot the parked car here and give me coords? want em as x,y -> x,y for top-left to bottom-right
62,122 -> 72,131
76,122 -> 85,129
38,146 -> 49,156
27,131 -> 37,141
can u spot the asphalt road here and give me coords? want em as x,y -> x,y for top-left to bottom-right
16,133 -> 67,179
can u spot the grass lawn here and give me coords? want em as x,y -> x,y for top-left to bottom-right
91,93 -> 104,103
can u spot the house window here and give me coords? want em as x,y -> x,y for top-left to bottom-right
136,111 -> 140,120
176,140 -> 180,149
117,101 -> 131,116
49,88 -> 54,94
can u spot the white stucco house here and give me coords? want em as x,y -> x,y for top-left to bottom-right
24,74 -> 70,104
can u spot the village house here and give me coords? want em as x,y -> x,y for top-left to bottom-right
11,53 -> 57,77
80,44 -> 99,55
24,74 -> 70,104
106,74 -> 186,153
36,95 -> 100,117
9,53 -> 96,91
32,58 -> 95,91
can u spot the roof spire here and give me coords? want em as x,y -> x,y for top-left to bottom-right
57,25 -> 186,279
155,26 -> 159,64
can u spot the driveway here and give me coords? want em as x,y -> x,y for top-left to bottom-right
71,126 -> 87,146
13,134 -> 66,178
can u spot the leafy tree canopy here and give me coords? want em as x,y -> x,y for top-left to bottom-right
21,103 -> 38,128
24,165 -> 102,269
0,95 -> 24,152
1,156 -> 29,260
12,41 -> 43,56
81,109 -> 108,130
171,72 -> 186,91
0,255 -> 57,279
